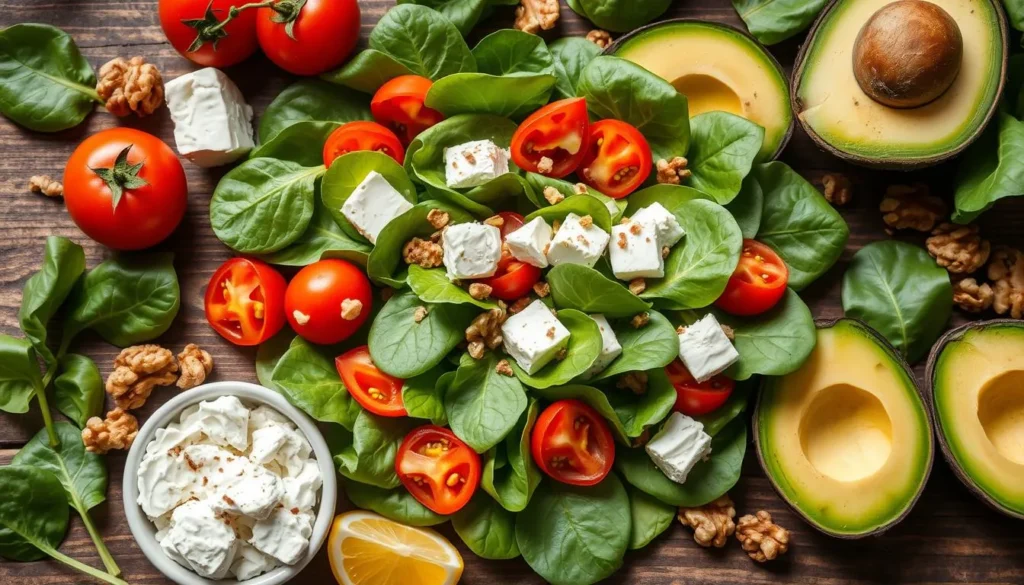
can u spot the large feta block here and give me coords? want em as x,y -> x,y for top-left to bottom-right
250,508 -> 313,566
645,412 -> 713,484
164,68 -> 254,167
632,202 -> 685,248
444,140 -> 511,188
677,314 -> 739,382
609,218 -> 664,280
182,396 -> 250,451
546,213 -> 610,268
165,500 -> 239,579
340,171 -> 414,244
442,222 -> 502,281
505,217 -> 553,268
501,300 -> 571,375
585,314 -> 622,377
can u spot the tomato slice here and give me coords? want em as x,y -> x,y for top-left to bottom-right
666,360 -> 735,417
579,119 -> 653,199
371,75 -> 445,145
479,212 -> 542,301
715,239 -> 789,316
335,346 -> 406,417
511,98 -> 590,178
396,426 -> 481,515
204,258 -> 287,346
531,399 -> 615,486
322,121 -> 405,167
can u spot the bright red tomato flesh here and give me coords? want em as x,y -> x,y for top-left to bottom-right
371,75 -> 445,145
335,345 -> 406,417
205,258 -> 287,346
666,360 -> 735,417
322,121 -> 406,167
531,399 -> 615,486
715,239 -> 789,316
396,426 -> 481,515
578,119 -> 652,199
510,98 -> 590,178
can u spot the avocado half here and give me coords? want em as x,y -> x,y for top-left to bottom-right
755,319 -> 934,538
792,0 -> 1008,169
608,19 -> 793,161
927,320 -> 1024,520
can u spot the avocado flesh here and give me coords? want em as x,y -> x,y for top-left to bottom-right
932,323 -> 1024,517
795,0 -> 1003,164
612,21 -> 792,161
758,320 -> 933,537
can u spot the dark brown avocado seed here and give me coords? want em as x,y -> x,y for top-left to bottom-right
852,0 -> 963,109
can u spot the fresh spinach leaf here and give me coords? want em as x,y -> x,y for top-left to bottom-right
510,310 -> 602,389
572,0 -> 673,33
627,485 -> 675,550
425,72 -> 557,120
546,264 -> 651,319
452,494 -> 520,560
366,201 -> 474,287
0,335 -> 43,415
402,367 -> 450,426
591,311 -> 678,380
271,337 -> 362,429
446,353 -> 528,453
14,423 -> 106,517
549,37 -> 602,100
686,112 -> 765,204
369,291 -> 478,378
258,79 -> 370,144
321,50 -> 415,94
605,368 -> 676,438
407,265 -> 499,309
624,184 -> 711,211
523,173 -> 625,220
249,121 -> 339,167
18,236 -> 85,369
482,399 -> 541,512
258,192 -> 371,267
952,112 -> 1024,223
369,4 -> 476,80
345,481 -> 448,527
524,194 -> 612,233
731,0 -> 829,45
322,151 -> 418,243
255,330 -> 295,391
725,175 -> 764,239
0,466 -> 68,562
472,29 -> 555,75
396,0 -> 492,36
53,354 -> 103,429
332,411 -> 414,489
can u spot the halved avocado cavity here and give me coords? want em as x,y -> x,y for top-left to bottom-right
928,320 -> 1024,519
793,0 -> 1007,168
610,20 -> 793,161
756,319 -> 933,538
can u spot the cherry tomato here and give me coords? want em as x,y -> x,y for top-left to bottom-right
335,346 -> 406,417
396,426 -> 480,515
322,121 -> 405,167
715,240 -> 789,316
510,98 -> 590,178
205,258 -> 287,346
666,360 -> 735,417
257,0 -> 360,76
371,75 -> 445,145
480,212 -> 542,301
531,400 -> 615,486
578,119 -> 653,199
159,0 -> 259,68
63,128 -> 187,250
284,259 -> 373,345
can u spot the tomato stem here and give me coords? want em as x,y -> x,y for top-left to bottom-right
184,0 -> 305,51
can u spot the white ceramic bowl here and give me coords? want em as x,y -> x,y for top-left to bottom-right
123,381 -> 338,585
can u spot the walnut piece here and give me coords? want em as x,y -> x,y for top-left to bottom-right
820,173 -> 852,206
736,511 -> 790,562
96,56 -> 164,117
82,408 -> 139,454
630,312 -> 649,329
656,157 -> 691,185
953,278 -> 994,313
468,283 -> 492,300
543,186 -> 565,205
720,324 -> 735,341
988,246 -> 1024,319
509,296 -> 532,314
515,0 -> 559,34
427,209 -> 450,230
537,156 -> 554,174
616,371 -> 648,395
573,183 -> 588,195
586,29 -> 612,49
679,495 -> 736,548
340,298 -> 363,320
176,344 -> 213,390
466,306 -> 508,359
483,215 -> 505,228
29,175 -> 63,197
403,237 -> 444,268
496,359 -> 515,377
880,183 -> 947,232
533,281 -> 550,298
629,278 -> 646,295
106,345 -> 178,410
413,306 -> 429,323
927,223 -> 991,274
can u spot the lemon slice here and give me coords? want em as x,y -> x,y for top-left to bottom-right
328,511 -> 464,585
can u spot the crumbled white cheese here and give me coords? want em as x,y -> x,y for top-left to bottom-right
442,222 -> 502,281
181,395 -> 250,451
137,423 -> 203,517
609,218 -> 664,280
501,300 -> 571,375
164,500 -> 239,579
250,424 -> 312,478
340,171 -> 414,244
631,202 -> 685,248
546,213 -> 610,268
281,460 -> 323,512
585,314 -> 622,377
164,68 -> 254,167
505,217 -> 553,268
645,412 -> 713,484
677,314 -> 740,382
444,140 -> 511,188
250,508 -> 314,566
209,461 -> 285,521
231,543 -> 278,582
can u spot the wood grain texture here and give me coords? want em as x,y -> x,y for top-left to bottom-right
1,1 -> 1023,584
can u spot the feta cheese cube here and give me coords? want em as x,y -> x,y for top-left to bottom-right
444,140 -> 511,188
442,222 -> 502,281
138,447 -> 195,518
250,425 -> 313,478
164,68 -> 254,167
165,500 -> 239,579
231,543 -> 278,582
585,314 -> 623,377
281,460 -> 323,512
645,412 -> 713,484
340,171 -> 414,244
501,300 -> 571,375
632,202 -> 685,248
546,213 -> 610,268
609,218 -> 664,280
182,396 -> 250,451
505,217 -> 553,268
209,461 -> 285,521
250,508 -> 313,566
677,314 -> 740,382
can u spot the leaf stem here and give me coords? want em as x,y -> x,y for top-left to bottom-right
43,545 -> 129,585
79,507 -> 121,577
35,385 -> 60,447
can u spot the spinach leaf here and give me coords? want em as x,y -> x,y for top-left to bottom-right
579,56 -> 690,165
367,201 -> 474,287
952,112 -> 1024,223
523,173 -> 625,221
694,378 -> 753,437
755,162 -> 849,290
605,368 -> 676,438
321,49 -> 415,94
510,310 -> 602,389
369,291 -> 478,378
53,354 -> 103,429
332,411 -> 414,489
627,485 -> 674,550
13,422 -> 106,519
731,0 -> 829,45
425,73 -> 556,120
18,236 -> 85,369
472,29 -> 554,76
549,37 -> 602,100
482,399 -> 541,512
0,466 -> 68,562
396,0 -> 492,36
725,175 -> 764,239
369,4 -> 476,80
842,241 -> 952,363
258,193 -> 371,267
258,79 -> 370,144
0,335 -> 43,415
452,495 -> 520,560
624,184 -> 711,210
0,24 -> 98,132
573,0 -> 673,33
402,368 -> 450,426
1006,0 -> 1024,33
546,264 -> 651,318
63,253 -> 180,348
255,330 -> 295,391
345,481 -> 448,527
591,311 -> 678,380
249,121 -> 338,167
686,112 -> 765,204
446,353 -> 528,453
271,337 -> 362,429
524,195 -> 612,233
407,265 -> 499,309
322,151 -> 418,243
515,475 -> 630,585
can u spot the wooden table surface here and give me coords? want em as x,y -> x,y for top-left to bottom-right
2,1 -> 1023,583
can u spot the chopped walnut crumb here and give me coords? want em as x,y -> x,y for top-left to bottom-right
340,298 -> 363,321
573,183 -> 588,195
617,371 -> 648,395
736,511 -> 790,563
555,347 -> 567,361
413,306 -> 429,323
463,151 -> 477,165
533,281 -> 550,298
720,324 -> 735,341
616,232 -> 628,250
82,408 -> 139,454
630,312 -> 650,329
679,495 -> 736,548
514,0 -> 559,34
927,223 -> 991,274
820,173 -> 852,206
482,216 -> 503,229
176,344 -> 213,390
467,341 -> 486,360
509,297 -> 532,314
292,310 -> 311,326
466,307 -> 507,359
656,157 -> 691,185
543,186 -> 565,205
662,246 -> 671,259
880,183 -> 947,232
403,237 -> 444,268
953,278 -> 994,313
988,246 -> 1024,319
106,345 -> 178,410
578,215 -> 593,228
552,220 -> 561,233
629,278 -> 646,295
546,326 -> 556,339
537,156 -> 554,174
427,209 -> 450,230
96,56 -> 164,117
631,428 -> 652,448
496,359 -> 515,377
468,283 -> 493,300
629,222 -> 642,236
29,175 -> 63,197
586,29 -> 612,49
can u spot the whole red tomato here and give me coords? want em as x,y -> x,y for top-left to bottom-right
257,0 -> 360,76
159,0 -> 260,68
371,75 -> 445,145
63,128 -> 187,251
285,259 -> 373,345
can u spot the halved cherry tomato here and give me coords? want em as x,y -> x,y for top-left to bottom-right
578,119 -> 653,199
285,259 -> 373,345
371,75 -> 445,145
531,399 -> 615,486
479,212 -> 542,301
396,426 -> 480,515
205,258 -> 287,346
715,239 -> 789,316
510,98 -> 590,178
335,346 -> 406,417
666,360 -> 735,417
322,121 -> 405,167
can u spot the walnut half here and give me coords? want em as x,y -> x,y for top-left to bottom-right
515,0 -> 559,34
953,278 -> 994,313
736,511 -> 790,562
106,345 -> 179,410
96,56 -> 164,117
82,408 -> 139,454
679,495 -> 736,548
880,183 -> 947,232
176,344 -> 213,390
988,246 -> 1024,319
927,223 -> 990,274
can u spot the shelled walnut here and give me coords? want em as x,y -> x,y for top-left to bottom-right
176,344 -> 213,390
926,223 -> 990,274
820,173 -> 852,206
988,247 -> 1024,319
679,495 -> 736,548
736,511 -> 790,562
466,306 -> 507,359
82,408 -> 139,454
515,0 -> 559,34
952,278 -> 994,313
96,56 -> 164,117
880,183 -> 946,232
106,345 -> 178,410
